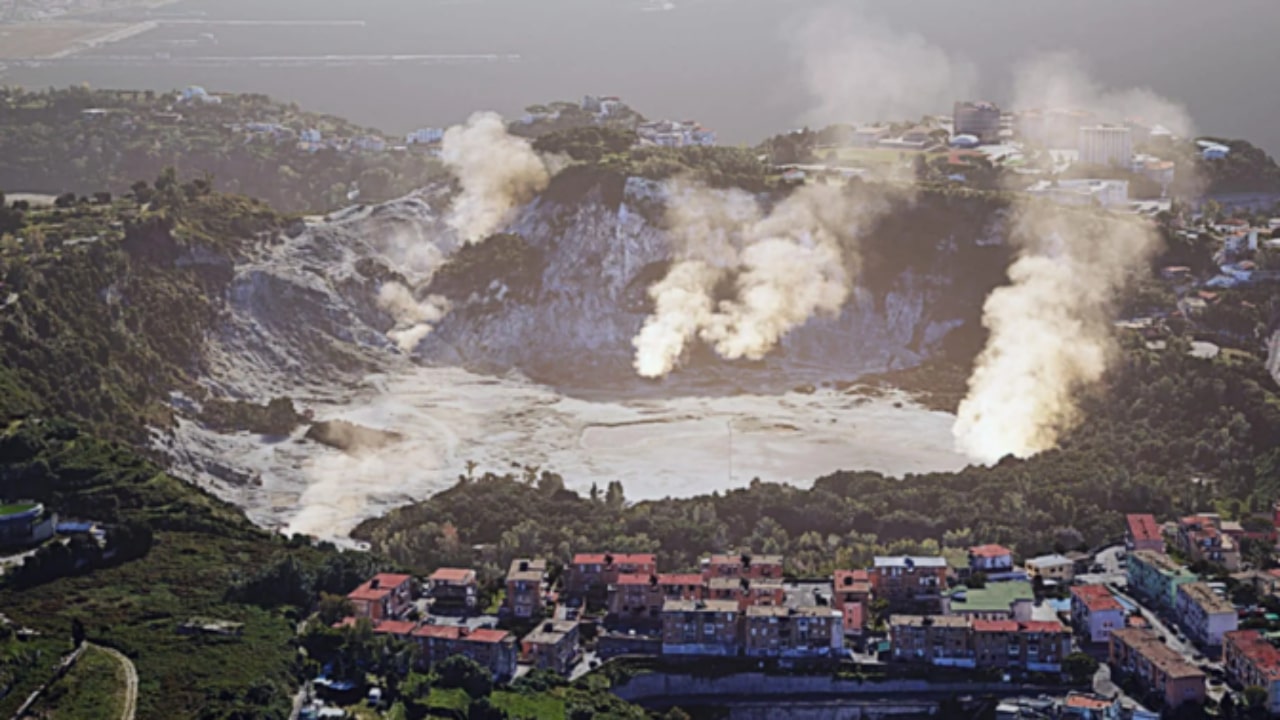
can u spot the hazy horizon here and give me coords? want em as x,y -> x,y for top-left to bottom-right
5,0 -> 1279,156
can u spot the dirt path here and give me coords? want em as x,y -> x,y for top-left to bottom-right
93,644 -> 138,720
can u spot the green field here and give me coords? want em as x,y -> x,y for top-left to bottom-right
0,502 -> 36,516
28,644 -> 126,720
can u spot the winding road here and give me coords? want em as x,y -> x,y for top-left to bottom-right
93,644 -> 138,720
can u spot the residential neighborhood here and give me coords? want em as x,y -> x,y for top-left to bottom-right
307,500 -> 1280,719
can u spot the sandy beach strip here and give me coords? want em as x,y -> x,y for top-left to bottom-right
0,20 -> 158,59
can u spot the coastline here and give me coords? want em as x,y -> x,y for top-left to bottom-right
0,0 -> 180,60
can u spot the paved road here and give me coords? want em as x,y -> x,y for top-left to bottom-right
94,644 -> 138,720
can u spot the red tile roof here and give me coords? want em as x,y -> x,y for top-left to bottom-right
372,620 -> 417,636
1127,514 -> 1161,542
408,625 -> 508,644
347,573 -> 412,601
572,553 -> 655,566
973,619 -> 1019,633
835,569 -> 871,589
969,544 -> 1012,558
1020,620 -> 1067,634
1066,694 -> 1111,710
1226,630 -> 1280,679
428,567 -> 475,583
658,573 -> 702,586
616,573 -> 657,586
1072,584 -> 1124,613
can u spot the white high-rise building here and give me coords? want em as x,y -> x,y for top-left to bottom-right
1078,125 -> 1133,167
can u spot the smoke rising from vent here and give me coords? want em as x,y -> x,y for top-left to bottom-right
377,281 -> 451,352
442,111 -> 551,243
1012,52 -> 1195,138
795,7 -> 976,126
633,183 -> 884,377
952,208 -> 1160,463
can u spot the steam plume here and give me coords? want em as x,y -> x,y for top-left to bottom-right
1012,52 -> 1195,138
795,7 -> 976,126
442,111 -> 551,242
953,207 -> 1160,463
633,183 -> 879,377
377,281 -> 451,352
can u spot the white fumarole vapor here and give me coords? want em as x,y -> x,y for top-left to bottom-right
632,183 -> 876,377
952,55 -> 1188,462
441,111 -> 551,243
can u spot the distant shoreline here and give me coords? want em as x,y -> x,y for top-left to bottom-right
0,0 -> 181,60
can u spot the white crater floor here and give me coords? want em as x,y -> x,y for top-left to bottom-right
169,365 -> 969,542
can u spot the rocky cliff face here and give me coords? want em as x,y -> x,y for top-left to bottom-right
201,175 -> 1011,398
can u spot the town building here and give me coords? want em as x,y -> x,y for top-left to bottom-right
406,127 -> 444,145
1127,550 -> 1197,610
1222,630 -> 1280,716
743,606 -> 844,659
565,553 -> 657,601
1016,108 -> 1096,148
1026,179 -> 1130,208
953,101 -> 1002,144
347,573 -> 414,621
412,625 -> 517,681
0,501 -> 56,548
851,125 -> 891,147
705,577 -> 786,611
1108,628 -> 1205,710
658,573 -> 703,601
1078,125 -> 1133,167
870,556 -> 948,613
1175,515 -> 1241,570
1062,693 -> 1122,720
1024,554 -> 1075,584
426,567 -> 478,614
1070,585 -> 1126,644
889,615 -> 975,668
519,620 -> 581,675
701,553 -> 784,581
943,581 -> 1035,622
504,558 -> 547,619
968,544 -> 1014,574
972,619 -> 1072,673
608,573 -> 665,627
1125,514 -> 1165,553
833,570 -> 872,637
661,598 -> 741,656
1174,582 -> 1237,648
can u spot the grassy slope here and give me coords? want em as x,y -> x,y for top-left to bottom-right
27,644 -> 126,720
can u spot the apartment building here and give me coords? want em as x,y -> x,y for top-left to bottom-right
705,577 -> 786,611
411,625 -> 518,681
972,619 -> 1073,673
1174,582 -> 1237,648
953,101 -> 1002,144
504,558 -> 547,619
833,570 -> 872,637
519,620 -> 581,676
1070,584 -> 1126,644
658,573 -> 704,601
701,553 -> 784,581
1024,554 -> 1075,583
347,573 -> 415,621
1222,630 -> 1280,716
871,557 -> 947,613
889,615 -> 975,668
1125,514 -> 1165,553
1126,550 -> 1197,610
742,606 -> 844,659
661,598 -> 741,656
1078,124 -> 1133,167
608,573 -> 665,627
968,544 -> 1015,574
1109,628 -> 1205,710
426,567 -> 478,614
1176,515 -> 1241,570
565,553 -> 657,600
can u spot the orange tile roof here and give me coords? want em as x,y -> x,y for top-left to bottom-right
969,544 -> 1012,558
616,573 -> 657,586
347,573 -> 412,602
973,619 -> 1019,633
1072,584 -> 1124,613
1066,694 -> 1111,710
428,567 -> 475,583
572,553 -> 655,566
372,620 -> 417,636
1127,514 -> 1161,542
658,574 -> 702,585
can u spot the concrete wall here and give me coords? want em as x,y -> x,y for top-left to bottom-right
726,700 -> 939,720
614,671 -> 1034,703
